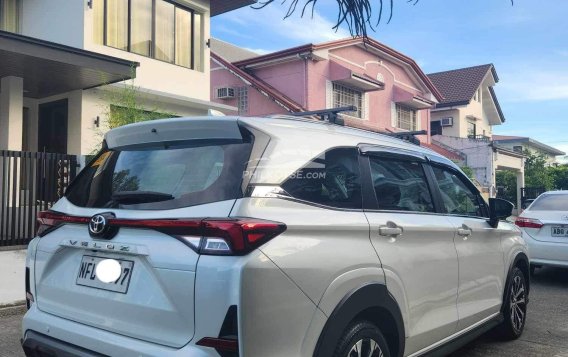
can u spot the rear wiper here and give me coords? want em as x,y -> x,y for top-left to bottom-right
110,191 -> 174,205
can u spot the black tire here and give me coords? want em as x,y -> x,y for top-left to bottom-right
496,267 -> 528,340
333,321 -> 390,357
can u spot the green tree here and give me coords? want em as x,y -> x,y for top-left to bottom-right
549,164 -> 568,190
254,0 -> 514,36
91,68 -> 178,153
523,150 -> 554,190
496,170 -> 517,204
459,165 -> 474,179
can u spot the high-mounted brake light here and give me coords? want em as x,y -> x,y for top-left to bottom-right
515,217 -> 544,229
36,211 -> 286,255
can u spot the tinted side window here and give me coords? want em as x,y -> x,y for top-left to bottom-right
368,157 -> 435,213
431,166 -> 487,217
281,148 -> 361,209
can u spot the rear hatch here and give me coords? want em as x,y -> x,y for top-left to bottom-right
33,118 -> 254,348
521,193 -> 568,243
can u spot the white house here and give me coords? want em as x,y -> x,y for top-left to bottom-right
427,64 -> 526,211
0,0 -> 255,246
0,0 -> 255,156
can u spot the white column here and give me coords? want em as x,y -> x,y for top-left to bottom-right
0,76 -> 24,150
516,169 -> 525,213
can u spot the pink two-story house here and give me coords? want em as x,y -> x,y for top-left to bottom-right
210,37 -> 443,143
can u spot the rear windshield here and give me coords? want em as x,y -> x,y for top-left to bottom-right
528,194 -> 568,211
66,141 -> 252,210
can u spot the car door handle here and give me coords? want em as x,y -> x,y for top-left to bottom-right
457,226 -> 472,237
379,225 -> 403,237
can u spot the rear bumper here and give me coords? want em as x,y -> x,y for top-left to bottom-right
22,305 -> 216,357
523,232 -> 568,267
22,330 -> 106,357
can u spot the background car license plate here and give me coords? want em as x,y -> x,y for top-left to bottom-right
551,226 -> 568,237
76,255 -> 134,294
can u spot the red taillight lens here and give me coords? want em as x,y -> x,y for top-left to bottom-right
36,211 -> 286,255
515,217 -> 544,229
189,219 -> 286,256
196,337 -> 238,352
36,211 -> 89,236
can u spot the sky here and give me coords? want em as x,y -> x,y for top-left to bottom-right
212,0 -> 568,159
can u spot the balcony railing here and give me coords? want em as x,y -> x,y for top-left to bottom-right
467,134 -> 491,142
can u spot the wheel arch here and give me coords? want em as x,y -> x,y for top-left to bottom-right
502,252 -> 530,309
313,283 -> 405,357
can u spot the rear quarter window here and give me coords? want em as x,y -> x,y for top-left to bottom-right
280,147 -> 362,209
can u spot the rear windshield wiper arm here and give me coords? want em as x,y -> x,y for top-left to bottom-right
110,191 -> 174,205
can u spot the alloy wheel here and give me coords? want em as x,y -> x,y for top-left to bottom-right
347,338 -> 384,357
510,274 -> 527,333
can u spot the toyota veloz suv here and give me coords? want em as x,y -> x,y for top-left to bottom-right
22,116 -> 529,357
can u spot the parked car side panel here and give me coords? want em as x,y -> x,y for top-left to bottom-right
366,211 -> 459,356
231,198 -> 379,307
238,251 -> 319,357
447,216 -> 506,330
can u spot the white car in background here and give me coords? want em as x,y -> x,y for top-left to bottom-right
516,191 -> 568,274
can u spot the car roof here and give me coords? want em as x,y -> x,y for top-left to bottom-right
105,116 -> 459,184
538,191 -> 568,195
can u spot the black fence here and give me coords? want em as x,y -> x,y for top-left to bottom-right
0,150 -> 78,246
520,187 -> 546,209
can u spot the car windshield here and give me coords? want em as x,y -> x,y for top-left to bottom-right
528,194 -> 568,211
65,141 -> 253,210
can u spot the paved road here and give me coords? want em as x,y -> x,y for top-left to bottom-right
3,267 -> 568,356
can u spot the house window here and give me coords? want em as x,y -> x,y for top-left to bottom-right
513,145 -> 523,153
93,0 -> 202,70
395,104 -> 417,131
467,121 -> 476,137
332,83 -> 363,118
237,87 -> 248,115
0,0 -> 20,33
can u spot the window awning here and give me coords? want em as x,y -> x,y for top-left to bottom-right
329,61 -> 384,91
393,86 -> 435,109
0,30 -> 138,99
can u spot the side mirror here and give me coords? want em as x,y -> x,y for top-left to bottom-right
488,198 -> 514,228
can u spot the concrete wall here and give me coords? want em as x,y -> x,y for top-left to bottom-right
21,0 -> 84,48
433,135 -> 495,188
496,142 -> 558,165
431,87 -> 495,139
83,0 -> 212,100
210,62 -> 285,116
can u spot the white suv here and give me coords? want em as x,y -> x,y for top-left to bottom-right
22,116 -> 529,357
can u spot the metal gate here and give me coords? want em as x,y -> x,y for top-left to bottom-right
520,187 -> 546,209
0,150 -> 78,246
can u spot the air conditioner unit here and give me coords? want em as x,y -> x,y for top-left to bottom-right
441,117 -> 454,127
217,87 -> 235,99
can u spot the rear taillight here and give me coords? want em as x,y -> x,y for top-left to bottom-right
36,211 -> 89,236
176,219 -> 286,256
515,217 -> 544,229
36,211 -> 286,255
25,267 -> 33,310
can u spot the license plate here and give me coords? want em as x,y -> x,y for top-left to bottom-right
551,226 -> 568,237
76,255 -> 134,294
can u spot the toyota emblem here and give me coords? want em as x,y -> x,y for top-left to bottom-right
89,215 -> 107,235
88,213 -> 117,239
